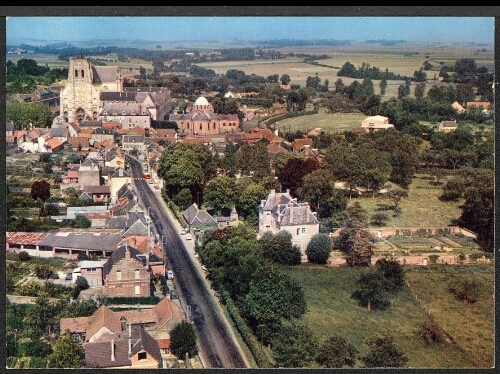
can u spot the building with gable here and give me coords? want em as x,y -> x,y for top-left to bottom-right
103,245 -> 152,297
60,297 -> 185,368
259,189 -> 320,259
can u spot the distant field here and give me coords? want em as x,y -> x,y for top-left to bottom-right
283,263 -> 494,368
271,111 -> 366,134
7,42 -> 492,101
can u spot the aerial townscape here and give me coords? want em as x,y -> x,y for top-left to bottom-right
4,16 -> 495,369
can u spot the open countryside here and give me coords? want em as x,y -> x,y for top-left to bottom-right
5,16 -> 494,370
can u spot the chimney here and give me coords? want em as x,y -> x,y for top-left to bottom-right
289,203 -> 294,223
125,246 -> 130,259
111,339 -> 115,361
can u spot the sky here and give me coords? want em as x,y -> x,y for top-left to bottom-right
6,16 -> 494,45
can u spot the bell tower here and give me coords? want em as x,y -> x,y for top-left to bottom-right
60,54 -> 96,123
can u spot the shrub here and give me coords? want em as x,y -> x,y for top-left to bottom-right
306,234 -> 332,264
428,254 -> 440,264
18,251 -> 31,262
448,278 -> 480,304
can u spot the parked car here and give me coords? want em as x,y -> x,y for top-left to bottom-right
180,228 -> 186,235
201,265 -> 208,272
186,233 -> 192,240
65,273 -> 73,281
170,289 -> 179,299
167,270 -> 174,280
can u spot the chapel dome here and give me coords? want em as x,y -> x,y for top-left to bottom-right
194,96 -> 209,106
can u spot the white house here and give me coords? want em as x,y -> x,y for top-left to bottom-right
259,189 -> 319,260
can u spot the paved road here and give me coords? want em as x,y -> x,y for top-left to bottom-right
127,155 -> 248,369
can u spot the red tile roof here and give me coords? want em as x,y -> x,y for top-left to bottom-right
6,231 -> 49,245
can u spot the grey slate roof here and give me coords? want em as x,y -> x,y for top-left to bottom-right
182,204 -> 217,227
93,66 -> 119,84
122,219 -> 149,237
102,244 -> 142,277
39,231 -> 122,251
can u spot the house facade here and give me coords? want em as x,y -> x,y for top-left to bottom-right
103,245 -> 151,297
259,189 -> 320,260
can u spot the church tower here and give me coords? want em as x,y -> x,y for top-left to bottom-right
60,54 -> 122,124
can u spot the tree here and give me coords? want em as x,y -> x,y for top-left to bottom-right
260,231 -> 302,266
335,202 -> 374,266
361,334 -> 408,368
316,335 -> 358,368
47,332 -> 85,368
170,321 -> 197,359
30,179 -> 51,202
280,74 -> 291,85
414,82 -> 426,99
271,323 -> 318,368
385,187 -> 409,209
203,175 -> 238,215
72,215 -> 91,229
374,257 -> 405,292
379,77 -> 387,95
352,270 -> 391,311
243,265 -> 307,328
306,234 -> 331,264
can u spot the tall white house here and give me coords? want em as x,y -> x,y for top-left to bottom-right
259,189 -> 320,260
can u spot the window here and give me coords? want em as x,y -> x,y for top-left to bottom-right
116,270 -> 121,280
135,285 -> 140,295
87,268 -> 96,274
138,352 -> 147,361
302,228 -> 306,235
135,269 -> 140,279
297,228 -> 300,235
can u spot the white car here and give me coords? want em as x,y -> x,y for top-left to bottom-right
186,233 -> 192,240
180,228 -> 186,235
167,270 -> 174,280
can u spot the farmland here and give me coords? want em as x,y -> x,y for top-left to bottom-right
283,263 -> 494,368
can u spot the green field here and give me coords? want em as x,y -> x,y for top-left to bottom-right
272,111 -> 367,134
283,263 -> 494,368
353,173 -> 463,229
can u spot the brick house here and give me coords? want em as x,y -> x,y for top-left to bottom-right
103,245 -> 152,298
259,189 -> 319,260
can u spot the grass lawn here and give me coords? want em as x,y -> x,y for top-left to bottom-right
271,111 -> 367,135
283,263 -> 493,368
350,173 -> 463,229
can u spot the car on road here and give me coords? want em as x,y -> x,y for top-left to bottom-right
180,228 -> 186,235
167,270 -> 174,280
186,233 -> 192,240
170,289 -> 179,299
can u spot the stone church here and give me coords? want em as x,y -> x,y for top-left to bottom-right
59,54 -> 172,128
60,53 -> 123,123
